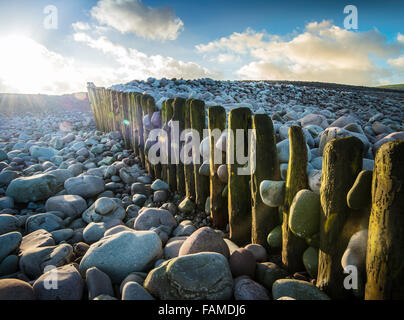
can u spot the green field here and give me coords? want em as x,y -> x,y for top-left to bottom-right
377,84 -> 404,90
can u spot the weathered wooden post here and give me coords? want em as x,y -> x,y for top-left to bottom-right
228,107 -> 252,246
208,106 -> 227,229
184,99 -> 196,200
99,88 -> 107,132
128,92 -> 138,155
160,100 -> 168,182
87,86 -> 100,130
172,98 -> 186,194
146,95 -> 160,178
163,99 -> 176,192
190,99 -> 209,211
121,92 -> 131,149
317,136 -> 363,299
365,141 -> 404,300
251,114 -> 281,250
140,94 -> 152,175
135,94 -> 146,167
282,126 -> 309,273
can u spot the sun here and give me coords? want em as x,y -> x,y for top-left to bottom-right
0,35 -> 69,94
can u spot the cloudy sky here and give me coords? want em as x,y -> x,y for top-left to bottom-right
0,0 -> 403,94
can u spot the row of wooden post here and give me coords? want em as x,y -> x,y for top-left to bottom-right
87,86 -> 403,300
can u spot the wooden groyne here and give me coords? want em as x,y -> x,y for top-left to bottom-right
87,84 -> 404,300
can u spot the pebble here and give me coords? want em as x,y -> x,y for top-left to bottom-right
272,279 -> 330,300
0,231 -> 22,262
33,264 -> 84,300
179,227 -> 230,258
45,195 -> 87,218
79,230 -> 162,283
229,248 -> 256,278
0,279 -> 35,300
86,266 -> 114,300
122,281 -> 155,300
144,252 -> 233,300
234,276 -> 270,300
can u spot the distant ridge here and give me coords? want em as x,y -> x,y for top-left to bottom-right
0,92 -> 91,115
377,84 -> 404,91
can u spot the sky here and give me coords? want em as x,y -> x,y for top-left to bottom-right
0,0 -> 403,94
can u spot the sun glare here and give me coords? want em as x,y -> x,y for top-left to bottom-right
0,35 -> 67,94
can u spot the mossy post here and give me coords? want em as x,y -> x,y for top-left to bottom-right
190,99 -> 209,210
172,97 -> 186,195
282,126 -> 309,273
87,86 -> 100,130
100,88 -> 108,132
365,141 -> 404,300
146,95 -> 160,178
208,106 -> 227,229
228,107 -> 252,246
317,136 -> 363,299
128,93 -> 138,155
160,100 -> 168,182
135,94 -> 145,167
164,99 -> 176,192
251,114 -> 281,250
184,99 -> 196,200
121,92 -> 131,148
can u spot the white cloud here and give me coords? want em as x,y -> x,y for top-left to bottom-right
398,33 -> 404,43
388,56 -> 404,69
72,21 -> 91,31
214,53 -> 241,64
196,21 -> 404,86
196,28 -> 266,55
74,32 -> 221,80
90,0 -> 184,41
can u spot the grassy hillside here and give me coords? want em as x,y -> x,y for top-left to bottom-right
0,92 -> 90,115
377,84 -> 404,90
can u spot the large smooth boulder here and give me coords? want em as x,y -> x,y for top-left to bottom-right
229,248 -> 256,278
288,190 -> 321,239
0,214 -> 20,235
30,146 -> 58,160
255,262 -> 288,290
0,279 -> 35,300
260,181 -> 285,208
178,227 -> 230,258
82,198 -> 126,223
19,229 -> 55,254
19,244 -> 74,279
6,174 -> 57,203
134,208 -> 177,235
33,264 -> 84,300
119,167 -> 141,185
0,231 -> 22,262
144,252 -> 234,300
86,266 -> 114,300
79,231 -> 162,283
234,276 -> 270,300
122,282 -> 155,300
272,279 -> 330,300
26,213 -> 65,233
45,195 -> 87,219
64,175 -> 105,199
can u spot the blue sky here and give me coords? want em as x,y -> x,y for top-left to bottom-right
0,0 -> 403,94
